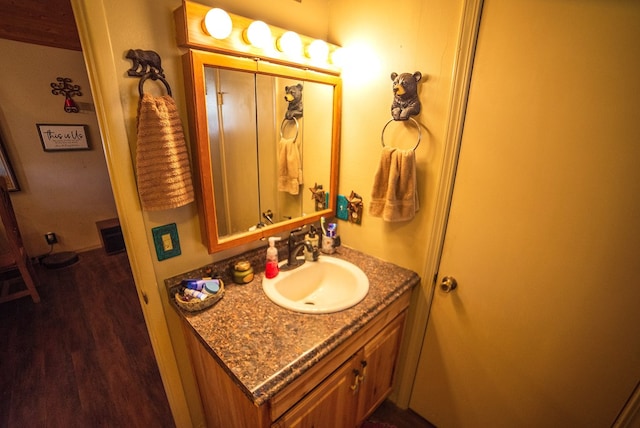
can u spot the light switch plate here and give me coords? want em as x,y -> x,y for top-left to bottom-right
152,223 -> 181,261
336,194 -> 349,220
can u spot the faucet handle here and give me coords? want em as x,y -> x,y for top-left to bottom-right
290,226 -> 307,239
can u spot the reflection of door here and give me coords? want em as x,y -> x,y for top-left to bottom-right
410,1 -> 640,426
206,68 -> 259,236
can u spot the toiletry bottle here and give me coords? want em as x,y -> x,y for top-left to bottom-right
183,279 -> 204,291
233,260 -> 254,284
304,225 -> 319,261
181,287 -> 208,300
265,237 -> 281,279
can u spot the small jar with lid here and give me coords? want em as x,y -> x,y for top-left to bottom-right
232,260 -> 254,284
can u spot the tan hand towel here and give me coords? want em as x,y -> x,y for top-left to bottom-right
369,147 -> 396,218
277,137 -> 303,195
369,147 -> 419,222
136,94 -> 194,211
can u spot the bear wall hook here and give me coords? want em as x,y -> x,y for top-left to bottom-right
126,48 -> 172,97
126,49 -> 164,78
390,71 -> 422,121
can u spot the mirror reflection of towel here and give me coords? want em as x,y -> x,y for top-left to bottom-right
369,147 -> 419,222
136,94 -> 194,210
278,137 -> 303,195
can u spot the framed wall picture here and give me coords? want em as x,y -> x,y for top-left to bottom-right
36,124 -> 90,151
0,130 -> 20,191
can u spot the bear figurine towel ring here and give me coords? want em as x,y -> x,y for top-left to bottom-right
284,83 -> 303,120
126,48 -> 172,97
390,71 -> 422,121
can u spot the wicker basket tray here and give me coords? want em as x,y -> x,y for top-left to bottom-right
174,280 -> 225,312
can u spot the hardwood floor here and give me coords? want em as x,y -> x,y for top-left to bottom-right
369,399 -> 435,428
0,249 -> 175,428
0,247 -> 433,428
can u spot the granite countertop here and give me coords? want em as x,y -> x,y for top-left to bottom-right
165,246 -> 420,406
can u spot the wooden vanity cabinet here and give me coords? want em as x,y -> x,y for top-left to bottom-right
181,290 -> 410,428
273,313 -> 405,427
273,353 -> 360,427
357,312 -> 405,421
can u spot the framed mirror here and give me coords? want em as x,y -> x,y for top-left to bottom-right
182,49 -> 341,252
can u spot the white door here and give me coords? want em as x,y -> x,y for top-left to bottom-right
410,0 -> 640,426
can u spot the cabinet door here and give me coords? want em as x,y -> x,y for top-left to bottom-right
357,314 -> 405,422
273,355 -> 360,428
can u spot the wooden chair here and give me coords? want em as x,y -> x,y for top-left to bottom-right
0,178 -> 40,304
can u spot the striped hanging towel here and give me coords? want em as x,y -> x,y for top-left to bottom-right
135,93 -> 194,211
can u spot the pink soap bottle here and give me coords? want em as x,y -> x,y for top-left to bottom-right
265,237 -> 281,279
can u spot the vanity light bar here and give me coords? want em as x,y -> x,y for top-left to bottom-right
203,8 -> 232,39
174,0 -> 342,75
243,20 -> 272,49
277,31 -> 303,57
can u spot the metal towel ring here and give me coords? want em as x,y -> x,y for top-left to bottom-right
381,117 -> 421,151
138,72 -> 172,97
280,117 -> 299,142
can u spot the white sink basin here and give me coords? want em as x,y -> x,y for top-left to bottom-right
262,256 -> 369,314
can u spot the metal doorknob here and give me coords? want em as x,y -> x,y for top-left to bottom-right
440,276 -> 458,293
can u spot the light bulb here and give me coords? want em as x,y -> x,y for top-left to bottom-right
244,21 -> 272,49
202,8 -> 232,40
330,47 -> 345,67
307,39 -> 329,62
277,31 -> 302,56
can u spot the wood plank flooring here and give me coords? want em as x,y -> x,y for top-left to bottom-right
370,399 -> 435,428
0,249 -> 175,428
0,247 -> 433,428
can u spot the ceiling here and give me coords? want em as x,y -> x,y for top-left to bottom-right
0,0 -> 81,51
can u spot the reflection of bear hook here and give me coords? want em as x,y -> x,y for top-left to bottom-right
284,83 -> 303,119
381,117 -> 421,151
280,117 -> 299,142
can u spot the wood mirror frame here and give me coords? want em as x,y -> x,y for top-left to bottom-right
175,1 -> 342,253
182,50 -> 341,252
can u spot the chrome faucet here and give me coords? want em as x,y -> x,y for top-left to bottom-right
282,227 -> 318,270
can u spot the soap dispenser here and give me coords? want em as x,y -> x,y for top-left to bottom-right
265,237 -> 281,279
304,225 -> 319,261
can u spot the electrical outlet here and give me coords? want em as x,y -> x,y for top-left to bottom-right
162,233 -> 173,251
45,232 -> 58,245
152,223 -> 181,261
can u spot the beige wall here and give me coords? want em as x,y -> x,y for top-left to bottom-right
0,39 -> 117,255
72,0 -> 466,425
328,0 -> 464,273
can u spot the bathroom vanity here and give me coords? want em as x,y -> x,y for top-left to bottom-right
169,5 -> 420,425
167,247 -> 419,427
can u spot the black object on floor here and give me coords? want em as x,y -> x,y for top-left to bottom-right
41,251 -> 79,269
